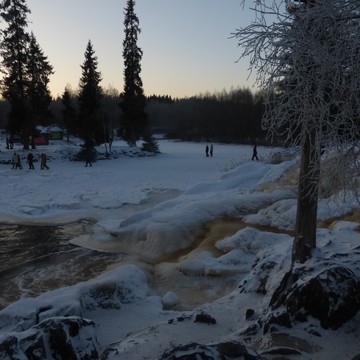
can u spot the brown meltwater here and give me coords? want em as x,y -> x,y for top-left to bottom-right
150,216 -> 293,310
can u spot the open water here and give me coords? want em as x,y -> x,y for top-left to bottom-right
0,220 -> 124,310
0,213 -> 248,311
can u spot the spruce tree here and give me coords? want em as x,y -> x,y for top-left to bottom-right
77,40 -> 103,148
0,0 -> 53,149
121,0 -> 147,146
0,0 -> 31,146
27,32 -> 53,127
61,87 -> 77,141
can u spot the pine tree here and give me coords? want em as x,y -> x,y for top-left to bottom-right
141,129 -> 159,153
27,32 -> 53,127
0,1 -> 53,149
77,40 -> 103,148
61,87 -> 77,141
0,0 -> 31,145
121,0 -> 147,146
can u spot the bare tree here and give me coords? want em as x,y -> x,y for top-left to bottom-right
233,0 -> 360,264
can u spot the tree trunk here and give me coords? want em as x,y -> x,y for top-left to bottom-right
292,129 -> 320,265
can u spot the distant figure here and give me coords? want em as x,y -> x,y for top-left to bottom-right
210,144 -> 214,157
27,152 -> 35,169
5,137 -> 9,149
85,148 -> 93,167
252,144 -> 259,161
12,152 -> 17,169
205,145 -> 209,157
40,153 -> 49,170
13,153 -> 22,169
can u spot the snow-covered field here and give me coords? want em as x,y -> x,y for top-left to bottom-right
0,138 -> 359,360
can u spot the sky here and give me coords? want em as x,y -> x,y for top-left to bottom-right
25,0 -> 256,99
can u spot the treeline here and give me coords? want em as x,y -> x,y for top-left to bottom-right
0,86 -> 267,144
0,0 -> 268,147
146,88 -> 267,144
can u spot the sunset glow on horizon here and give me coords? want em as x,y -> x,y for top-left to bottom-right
24,0 -> 256,99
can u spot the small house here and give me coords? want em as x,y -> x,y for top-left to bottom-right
36,125 -> 64,142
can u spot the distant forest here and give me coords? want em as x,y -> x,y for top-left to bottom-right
0,86 -> 270,145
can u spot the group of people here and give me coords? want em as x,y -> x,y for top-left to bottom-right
204,144 -> 259,160
205,144 -> 214,157
12,152 -> 49,170
5,137 -> 14,150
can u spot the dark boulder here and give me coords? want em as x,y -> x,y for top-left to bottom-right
159,341 -> 262,360
269,266 -> 360,329
194,311 -> 217,325
0,316 -> 99,360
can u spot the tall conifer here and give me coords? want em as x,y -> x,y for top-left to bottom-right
0,0 -> 31,145
121,0 -> 147,146
61,87 -> 77,141
0,0 -> 53,148
27,32 -> 53,127
77,40 -> 103,148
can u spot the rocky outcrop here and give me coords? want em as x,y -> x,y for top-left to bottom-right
0,316 -> 99,360
268,265 -> 360,330
159,341 -> 262,360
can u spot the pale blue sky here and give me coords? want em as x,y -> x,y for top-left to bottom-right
26,0 -> 255,98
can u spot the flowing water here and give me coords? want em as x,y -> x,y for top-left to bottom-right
0,189 -> 185,310
0,172 -> 301,312
0,220 -> 125,309
0,217 -> 248,311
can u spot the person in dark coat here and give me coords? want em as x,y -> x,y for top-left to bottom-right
252,144 -> 259,161
210,144 -> 214,157
27,152 -> 35,169
205,145 -> 209,157
85,148 -> 93,167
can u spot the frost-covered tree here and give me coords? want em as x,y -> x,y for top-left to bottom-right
121,0 -> 147,146
233,0 -> 360,263
77,40 -> 103,148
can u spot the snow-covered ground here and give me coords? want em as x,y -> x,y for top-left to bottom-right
0,138 -> 359,359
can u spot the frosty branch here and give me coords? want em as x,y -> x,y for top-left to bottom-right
233,0 -> 360,263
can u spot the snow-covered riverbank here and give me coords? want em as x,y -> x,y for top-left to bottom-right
0,139 -> 359,359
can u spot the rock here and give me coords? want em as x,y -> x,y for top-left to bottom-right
0,316 -> 99,360
261,346 -> 302,356
263,312 -> 291,333
270,266 -> 360,329
246,308 -> 255,320
159,341 -> 262,360
194,311 -> 217,325
168,311 -> 216,325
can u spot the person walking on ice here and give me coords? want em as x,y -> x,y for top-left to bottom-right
13,152 -> 22,169
40,153 -> 49,169
85,148 -> 93,167
27,152 -> 35,169
210,144 -> 214,157
205,145 -> 209,157
252,144 -> 259,161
